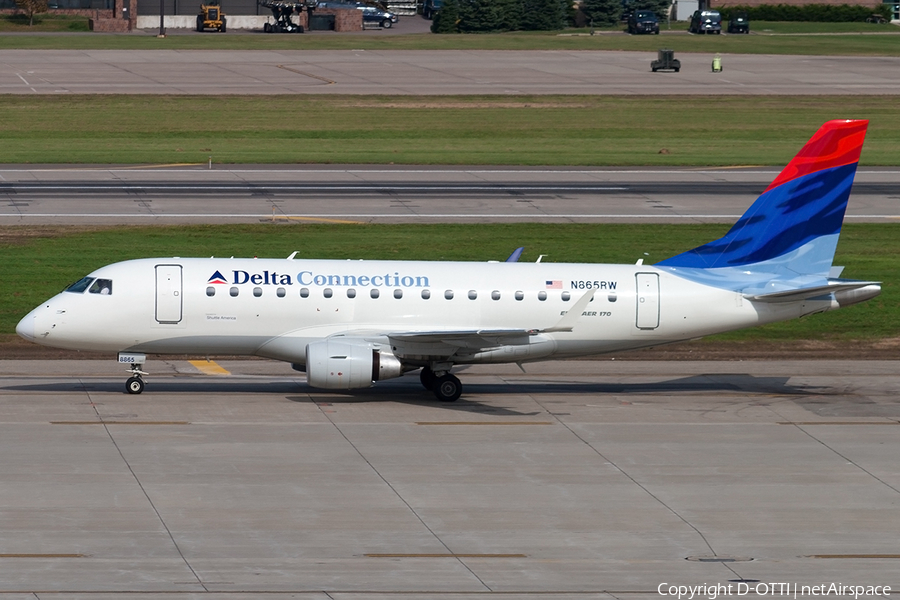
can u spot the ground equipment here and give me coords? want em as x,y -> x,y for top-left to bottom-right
259,0 -> 314,32
197,1 -> 227,31
651,49 -> 681,72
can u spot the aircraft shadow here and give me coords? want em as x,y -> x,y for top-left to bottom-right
1,373 -> 823,404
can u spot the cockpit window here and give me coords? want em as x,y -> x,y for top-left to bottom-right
65,276 -> 94,294
88,279 -> 113,295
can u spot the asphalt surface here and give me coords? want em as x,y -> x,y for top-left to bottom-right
3,49 -> 900,95
0,358 -> 898,596
1,165 -> 897,224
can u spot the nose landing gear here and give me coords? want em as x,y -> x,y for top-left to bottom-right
126,374 -> 146,394
119,352 -> 148,395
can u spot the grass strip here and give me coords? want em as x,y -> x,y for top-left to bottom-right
1,95 -> 899,165
0,223 -> 895,342
0,22 -> 899,54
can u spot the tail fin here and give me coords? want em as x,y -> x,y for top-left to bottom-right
658,119 -> 868,277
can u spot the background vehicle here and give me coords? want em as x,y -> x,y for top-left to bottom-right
422,0 -> 442,19
627,10 -> 659,34
727,11 -> 749,33
360,4 -> 397,27
197,1 -> 226,31
689,9 -> 721,34
317,0 -> 397,27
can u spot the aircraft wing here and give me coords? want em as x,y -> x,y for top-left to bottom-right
389,328 -> 533,350
385,289 -> 597,356
744,280 -> 881,303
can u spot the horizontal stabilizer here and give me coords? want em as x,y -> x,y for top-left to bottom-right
745,280 -> 881,303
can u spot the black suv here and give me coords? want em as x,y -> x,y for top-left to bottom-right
727,11 -> 749,33
627,10 -> 659,34
689,9 -> 722,34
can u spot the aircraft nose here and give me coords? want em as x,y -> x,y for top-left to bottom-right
16,311 -> 35,342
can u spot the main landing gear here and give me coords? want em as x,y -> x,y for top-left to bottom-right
420,367 -> 462,402
119,352 -> 148,395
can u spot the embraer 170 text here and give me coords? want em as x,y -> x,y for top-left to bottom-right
17,120 -> 881,401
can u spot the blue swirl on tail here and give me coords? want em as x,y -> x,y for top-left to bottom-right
657,163 -> 857,274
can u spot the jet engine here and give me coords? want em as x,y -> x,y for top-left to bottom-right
305,339 -> 404,390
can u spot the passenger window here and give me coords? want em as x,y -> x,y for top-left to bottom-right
277,287 -> 286,298
561,291 -> 571,301
444,290 -> 454,300
65,276 -> 94,294
538,291 -> 547,301
515,291 -> 524,301
88,279 -> 113,295
347,289 -> 356,298
468,290 -> 477,300
370,289 -> 380,299
324,288 -> 333,299
421,289 -> 431,299
230,287 -> 239,297
491,291 -> 500,300
393,289 -> 403,299
608,293 -> 618,303
300,287 -> 310,298
253,287 -> 263,297
206,286 -> 216,297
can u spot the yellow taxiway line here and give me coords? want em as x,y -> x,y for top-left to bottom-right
189,360 -> 231,376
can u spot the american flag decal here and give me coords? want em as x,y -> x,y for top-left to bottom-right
545,280 -> 562,289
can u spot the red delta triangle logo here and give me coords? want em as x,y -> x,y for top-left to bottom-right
208,270 -> 228,284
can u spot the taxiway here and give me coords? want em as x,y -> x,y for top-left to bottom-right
0,359 -> 897,597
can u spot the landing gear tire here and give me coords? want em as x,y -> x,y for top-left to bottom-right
126,376 -> 145,395
433,374 -> 461,402
420,367 -> 437,391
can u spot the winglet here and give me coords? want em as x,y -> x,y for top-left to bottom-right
506,247 -> 524,263
542,289 -> 596,333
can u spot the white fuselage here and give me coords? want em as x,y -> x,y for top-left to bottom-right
18,257 -> 827,366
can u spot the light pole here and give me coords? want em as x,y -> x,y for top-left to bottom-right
158,0 -> 166,37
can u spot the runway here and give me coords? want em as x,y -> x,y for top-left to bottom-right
0,358 -> 897,596
1,166 -> 899,224
3,49 -> 900,95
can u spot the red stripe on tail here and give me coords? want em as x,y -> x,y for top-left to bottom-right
763,119 -> 868,194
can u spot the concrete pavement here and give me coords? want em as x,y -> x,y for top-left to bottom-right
0,358 -> 897,596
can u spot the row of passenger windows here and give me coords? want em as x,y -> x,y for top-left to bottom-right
206,286 -> 618,302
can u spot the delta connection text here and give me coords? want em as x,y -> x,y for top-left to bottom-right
222,270 -> 430,288
658,583 -> 891,600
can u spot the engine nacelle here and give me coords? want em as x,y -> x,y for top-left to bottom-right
305,339 -> 404,390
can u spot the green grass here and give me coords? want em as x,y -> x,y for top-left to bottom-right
0,22 -> 899,54
1,223 -> 896,341
2,95 -> 899,165
0,14 -> 90,32
750,20 -> 897,34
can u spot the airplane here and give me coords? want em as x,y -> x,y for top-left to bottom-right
16,120 -> 880,401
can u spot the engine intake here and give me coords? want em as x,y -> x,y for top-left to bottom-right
305,339 -> 404,389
